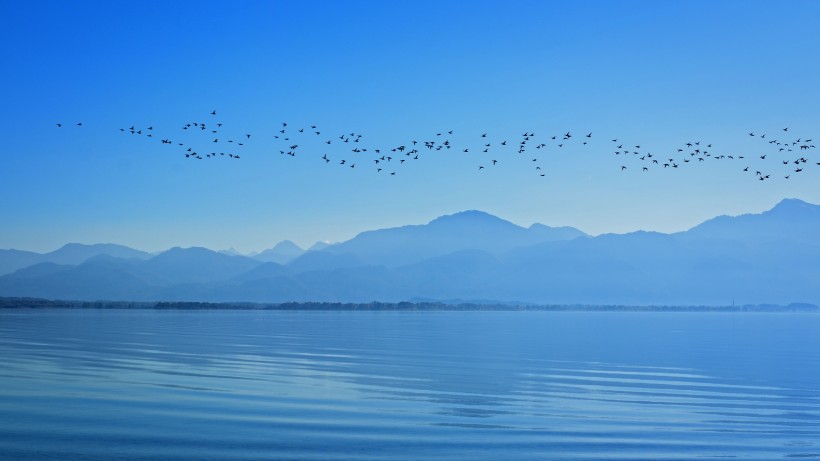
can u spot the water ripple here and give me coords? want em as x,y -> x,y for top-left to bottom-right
1,309 -> 819,460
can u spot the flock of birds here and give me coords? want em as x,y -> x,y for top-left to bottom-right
56,111 -> 818,182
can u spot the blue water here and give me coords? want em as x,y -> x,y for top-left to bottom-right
1,309 -> 819,460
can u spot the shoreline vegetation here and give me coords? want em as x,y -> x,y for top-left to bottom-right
1,297 -> 817,312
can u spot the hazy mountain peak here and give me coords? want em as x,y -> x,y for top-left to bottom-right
768,198 -> 818,215
145,246 -> 262,285
299,209 -> 587,269
681,198 -> 819,245
50,242 -> 137,253
152,246 -> 255,262
159,246 -> 210,256
430,209 -> 509,223
439,209 -> 495,219
528,223 -> 588,240
272,240 -> 303,252
44,243 -> 151,265
0,243 -> 150,276
427,210 -> 521,231
55,243 -> 85,251
252,240 -> 305,264
308,241 -> 333,252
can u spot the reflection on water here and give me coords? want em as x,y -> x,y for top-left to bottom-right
1,310 -> 819,460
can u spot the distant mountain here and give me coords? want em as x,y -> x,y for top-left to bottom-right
0,247 -> 263,300
0,257 -> 162,301
289,210 -> 587,269
527,223 -> 588,241
6,261 -> 74,280
142,247 -> 263,284
0,243 -> 151,276
1,202 -> 818,305
0,249 -> 41,277
44,243 -> 152,265
307,241 -> 333,252
253,240 -> 304,264
679,198 -> 820,245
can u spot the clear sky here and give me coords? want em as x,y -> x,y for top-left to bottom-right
2,0 -> 819,253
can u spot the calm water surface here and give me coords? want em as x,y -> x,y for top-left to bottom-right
1,309 -> 819,460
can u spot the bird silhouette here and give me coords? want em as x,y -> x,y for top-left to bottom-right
103,111 -> 815,183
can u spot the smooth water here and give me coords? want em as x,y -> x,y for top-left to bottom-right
1,309 -> 819,460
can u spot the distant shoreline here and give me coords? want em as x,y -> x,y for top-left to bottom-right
1,297 -> 817,312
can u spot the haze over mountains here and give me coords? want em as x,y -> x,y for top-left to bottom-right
2,199 -> 819,305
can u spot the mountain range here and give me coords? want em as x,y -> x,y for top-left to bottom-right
2,198 -> 819,305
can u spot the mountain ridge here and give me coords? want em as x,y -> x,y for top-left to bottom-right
1,199 -> 818,305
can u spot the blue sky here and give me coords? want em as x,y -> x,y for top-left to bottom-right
2,0 -> 819,253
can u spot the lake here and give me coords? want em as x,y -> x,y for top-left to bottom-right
1,309 -> 819,460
